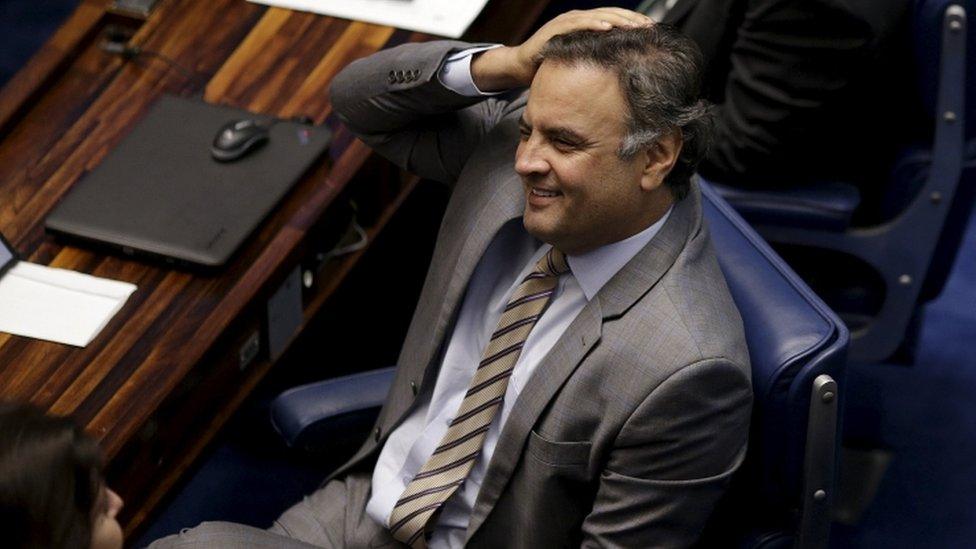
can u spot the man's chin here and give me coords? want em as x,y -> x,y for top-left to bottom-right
522,213 -> 559,246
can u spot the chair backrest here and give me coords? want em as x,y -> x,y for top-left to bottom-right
706,0 -> 973,364
699,182 -> 849,545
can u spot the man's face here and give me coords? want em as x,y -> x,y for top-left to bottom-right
516,61 -> 665,255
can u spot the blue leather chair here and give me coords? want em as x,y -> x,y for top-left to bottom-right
711,0 -> 975,363
270,182 -> 850,548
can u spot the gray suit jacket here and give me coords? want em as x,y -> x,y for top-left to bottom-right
327,41 -> 753,548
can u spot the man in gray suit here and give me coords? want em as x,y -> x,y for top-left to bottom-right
154,8 -> 751,548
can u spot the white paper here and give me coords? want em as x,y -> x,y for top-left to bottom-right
0,262 -> 137,347
249,0 -> 491,39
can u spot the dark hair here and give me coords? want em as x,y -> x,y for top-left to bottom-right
0,402 -> 103,549
541,25 -> 713,200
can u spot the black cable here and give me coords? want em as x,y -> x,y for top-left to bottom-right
138,48 -> 194,80
99,39 -> 194,81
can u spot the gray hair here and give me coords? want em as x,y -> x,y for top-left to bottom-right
541,25 -> 713,200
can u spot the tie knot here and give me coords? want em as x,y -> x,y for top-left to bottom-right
536,248 -> 570,277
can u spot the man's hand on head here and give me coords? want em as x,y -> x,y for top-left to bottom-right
470,8 -> 653,92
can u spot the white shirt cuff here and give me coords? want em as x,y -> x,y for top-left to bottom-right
438,45 -> 504,96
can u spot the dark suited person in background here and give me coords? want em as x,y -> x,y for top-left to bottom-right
153,8 -> 751,548
631,0 -> 921,209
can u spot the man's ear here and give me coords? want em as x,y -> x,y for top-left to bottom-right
640,131 -> 683,192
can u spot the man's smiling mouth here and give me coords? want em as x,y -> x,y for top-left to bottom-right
530,188 -> 562,197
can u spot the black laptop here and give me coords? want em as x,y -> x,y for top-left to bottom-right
45,95 -> 331,268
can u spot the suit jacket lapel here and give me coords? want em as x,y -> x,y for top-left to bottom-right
599,183 -> 699,318
465,182 -> 703,539
410,164 -> 525,387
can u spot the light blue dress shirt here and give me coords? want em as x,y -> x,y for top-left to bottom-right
366,48 -> 672,547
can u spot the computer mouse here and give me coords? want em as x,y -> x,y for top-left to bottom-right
211,119 -> 270,162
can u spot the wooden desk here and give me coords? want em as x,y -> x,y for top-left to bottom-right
0,0 -> 547,536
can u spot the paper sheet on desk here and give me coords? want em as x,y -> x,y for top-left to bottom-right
0,262 -> 137,347
248,0 -> 491,38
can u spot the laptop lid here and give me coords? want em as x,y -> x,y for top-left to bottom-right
45,95 -> 331,268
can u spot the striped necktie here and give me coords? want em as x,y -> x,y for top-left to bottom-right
389,248 -> 570,548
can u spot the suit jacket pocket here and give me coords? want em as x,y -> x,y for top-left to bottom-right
526,429 -> 591,468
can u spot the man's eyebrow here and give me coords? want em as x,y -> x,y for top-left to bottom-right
518,116 -> 588,145
545,127 -> 586,144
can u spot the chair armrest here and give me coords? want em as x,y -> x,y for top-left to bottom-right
797,375 -> 839,549
270,367 -> 396,451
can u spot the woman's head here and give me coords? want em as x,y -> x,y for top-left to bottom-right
0,402 -> 123,549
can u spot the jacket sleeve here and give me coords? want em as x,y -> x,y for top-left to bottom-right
699,0 -> 876,184
329,40 -> 521,186
580,357 -> 753,548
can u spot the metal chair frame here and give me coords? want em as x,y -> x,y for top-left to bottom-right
728,4 -> 968,363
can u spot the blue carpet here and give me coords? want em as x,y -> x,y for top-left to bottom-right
833,211 -> 976,548
131,429 -> 337,546
0,0 -> 79,87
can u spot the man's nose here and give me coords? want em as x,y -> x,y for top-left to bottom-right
515,138 -> 550,177
107,488 -> 124,518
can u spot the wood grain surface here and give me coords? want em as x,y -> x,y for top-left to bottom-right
0,0 -> 549,535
